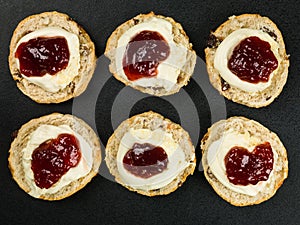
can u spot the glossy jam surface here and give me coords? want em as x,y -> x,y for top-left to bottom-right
123,143 -> 168,178
228,36 -> 278,83
15,37 -> 70,77
123,30 -> 170,81
31,133 -> 81,189
225,142 -> 273,186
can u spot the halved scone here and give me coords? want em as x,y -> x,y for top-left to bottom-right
8,11 -> 96,103
205,14 -> 289,107
105,12 -> 196,96
201,116 -> 288,206
8,113 -> 101,200
105,111 -> 196,196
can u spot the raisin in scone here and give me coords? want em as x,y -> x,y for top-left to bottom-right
105,111 -> 196,196
8,113 -> 101,200
201,116 -> 288,206
205,14 -> 289,107
9,11 -> 96,103
105,12 -> 196,96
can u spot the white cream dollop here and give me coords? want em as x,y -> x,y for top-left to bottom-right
15,27 -> 80,93
116,17 -> 187,91
207,129 -> 278,196
117,128 -> 191,191
214,28 -> 281,92
22,124 -> 93,198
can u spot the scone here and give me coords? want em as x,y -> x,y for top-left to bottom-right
201,116 -> 288,206
105,111 -> 196,196
205,14 -> 289,107
105,12 -> 196,96
8,11 -> 96,103
8,113 -> 101,200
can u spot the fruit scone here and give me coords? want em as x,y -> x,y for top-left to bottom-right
105,12 -> 196,96
205,14 -> 289,107
8,11 -> 96,103
201,117 -> 288,206
105,111 -> 196,196
8,113 -> 101,200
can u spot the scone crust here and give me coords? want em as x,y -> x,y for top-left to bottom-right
105,12 -> 196,96
205,14 -> 289,108
8,113 -> 101,200
8,11 -> 96,103
105,111 -> 196,196
201,116 -> 288,206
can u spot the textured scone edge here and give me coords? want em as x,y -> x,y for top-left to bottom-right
8,113 -> 101,200
105,111 -> 196,196
104,12 -> 196,96
8,11 -> 96,104
201,116 -> 288,206
205,14 -> 290,108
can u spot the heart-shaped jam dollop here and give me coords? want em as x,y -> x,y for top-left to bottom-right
15,37 -> 70,77
224,142 -> 273,186
31,133 -> 81,189
228,36 -> 278,83
123,30 -> 170,81
123,143 -> 168,178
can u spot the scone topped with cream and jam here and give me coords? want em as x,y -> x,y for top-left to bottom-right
105,12 -> 196,96
201,117 -> 288,206
105,111 -> 196,196
205,14 -> 289,107
8,113 -> 101,200
8,11 -> 96,103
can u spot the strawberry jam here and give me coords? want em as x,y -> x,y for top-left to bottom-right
122,30 -> 170,81
31,133 -> 81,189
15,37 -> 70,77
123,143 -> 168,178
224,142 -> 273,186
228,36 -> 278,83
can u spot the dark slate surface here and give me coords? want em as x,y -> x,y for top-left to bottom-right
0,0 -> 299,224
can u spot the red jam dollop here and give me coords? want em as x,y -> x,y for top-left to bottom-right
224,142 -> 273,186
15,36 -> 70,77
122,30 -> 170,81
31,133 -> 81,189
123,143 -> 168,178
228,36 -> 278,83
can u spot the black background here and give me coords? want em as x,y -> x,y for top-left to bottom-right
1,0 -> 299,224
